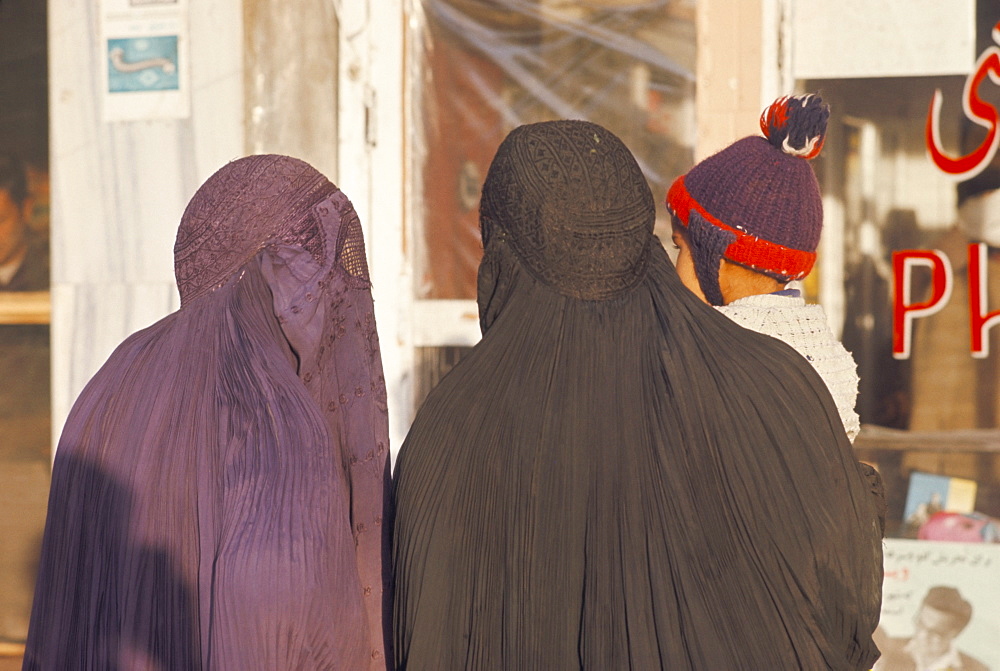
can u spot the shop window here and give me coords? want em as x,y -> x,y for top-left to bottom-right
410,0 -> 696,302
409,0 -> 696,409
805,36 -> 1000,543
0,0 -> 50,651
804,14 -> 1000,660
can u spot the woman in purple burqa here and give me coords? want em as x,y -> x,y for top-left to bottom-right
24,155 -> 392,670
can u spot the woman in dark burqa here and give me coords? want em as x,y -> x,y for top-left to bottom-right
24,155 -> 393,670
392,121 -> 884,670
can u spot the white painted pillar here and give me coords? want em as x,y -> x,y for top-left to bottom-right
337,0 -> 413,457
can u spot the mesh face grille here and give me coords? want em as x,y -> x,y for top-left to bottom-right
338,207 -> 370,284
318,188 -> 371,289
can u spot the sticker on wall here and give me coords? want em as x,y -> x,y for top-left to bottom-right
101,0 -> 189,121
107,36 -> 179,93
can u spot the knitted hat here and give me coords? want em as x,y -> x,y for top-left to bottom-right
666,93 -> 829,305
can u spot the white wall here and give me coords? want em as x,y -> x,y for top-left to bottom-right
790,0 -> 975,80
49,0 -> 244,442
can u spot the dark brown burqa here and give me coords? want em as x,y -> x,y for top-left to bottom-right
24,155 -> 392,670
392,121 -> 883,670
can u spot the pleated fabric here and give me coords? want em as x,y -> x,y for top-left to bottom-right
392,122 -> 883,670
24,156 -> 392,670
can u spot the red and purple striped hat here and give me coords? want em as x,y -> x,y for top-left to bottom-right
666,94 -> 829,301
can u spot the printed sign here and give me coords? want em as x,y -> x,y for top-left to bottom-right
100,0 -> 189,121
107,36 -> 179,93
875,540 -> 1000,670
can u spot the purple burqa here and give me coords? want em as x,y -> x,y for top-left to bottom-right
24,155 -> 392,670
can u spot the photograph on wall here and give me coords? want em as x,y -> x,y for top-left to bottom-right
874,539 -> 1000,670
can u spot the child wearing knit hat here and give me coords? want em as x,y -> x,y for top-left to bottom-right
666,93 -> 861,441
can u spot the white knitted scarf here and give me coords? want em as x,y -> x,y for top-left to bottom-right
718,292 -> 861,442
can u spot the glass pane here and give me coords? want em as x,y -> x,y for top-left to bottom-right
809,74 -> 1000,536
0,0 -> 50,649
410,0 -> 697,299
805,3 -> 1000,542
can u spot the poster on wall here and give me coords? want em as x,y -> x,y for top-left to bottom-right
874,539 -> 1000,670
100,0 -> 189,121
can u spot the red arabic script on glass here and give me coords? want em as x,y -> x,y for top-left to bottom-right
893,249 -> 953,359
893,244 -> 1000,359
926,21 -> 1000,180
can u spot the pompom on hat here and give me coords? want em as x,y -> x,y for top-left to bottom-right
666,93 -> 830,305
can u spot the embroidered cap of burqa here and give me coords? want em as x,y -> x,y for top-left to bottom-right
392,121 -> 883,670
24,155 -> 392,670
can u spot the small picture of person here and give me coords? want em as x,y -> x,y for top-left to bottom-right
0,153 -> 48,292
875,585 -> 989,671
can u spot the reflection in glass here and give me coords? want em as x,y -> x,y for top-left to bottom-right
0,0 -> 50,648
411,0 -> 696,299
